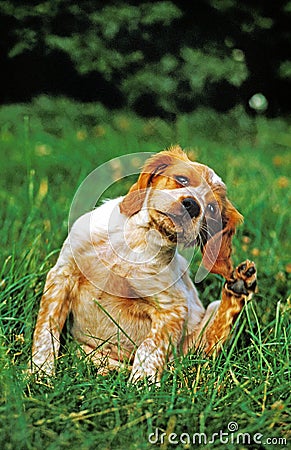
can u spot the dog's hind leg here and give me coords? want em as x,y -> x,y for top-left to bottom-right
201,260 -> 257,355
77,344 -> 133,375
185,260 -> 257,355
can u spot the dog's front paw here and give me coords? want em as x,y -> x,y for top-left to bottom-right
129,367 -> 160,386
129,339 -> 163,385
226,260 -> 258,299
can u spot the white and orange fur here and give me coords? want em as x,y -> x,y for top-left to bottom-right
31,146 -> 257,382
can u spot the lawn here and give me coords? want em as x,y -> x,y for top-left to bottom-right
0,97 -> 290,449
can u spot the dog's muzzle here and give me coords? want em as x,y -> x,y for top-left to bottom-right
181,197 -> 201,219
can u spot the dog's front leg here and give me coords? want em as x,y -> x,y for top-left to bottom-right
31,266 -> 72,375
130,303 -> 187,384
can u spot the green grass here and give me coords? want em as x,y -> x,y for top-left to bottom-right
0,96 -> 290,449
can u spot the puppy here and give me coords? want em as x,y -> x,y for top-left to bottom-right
31,146 -> 257,382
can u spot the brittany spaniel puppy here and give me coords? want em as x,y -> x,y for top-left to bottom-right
31,146 -> 257,382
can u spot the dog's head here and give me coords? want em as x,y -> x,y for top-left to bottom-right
120,146 -> 243,279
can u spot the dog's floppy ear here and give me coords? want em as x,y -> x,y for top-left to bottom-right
201,198 -> 243,279
119,172 -> 153,217
119,154 -> 172,217
120,146 -> 187,216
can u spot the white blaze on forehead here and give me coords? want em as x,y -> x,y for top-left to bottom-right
209,168 -> 225,186
192,162 -> 225,187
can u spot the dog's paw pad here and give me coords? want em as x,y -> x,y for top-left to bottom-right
227,260 -> 257,297
227,279 -> 249,296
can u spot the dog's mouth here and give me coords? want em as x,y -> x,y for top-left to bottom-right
149,210 -> 200,246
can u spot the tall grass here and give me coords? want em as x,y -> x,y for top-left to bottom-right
0,97 -> 290,449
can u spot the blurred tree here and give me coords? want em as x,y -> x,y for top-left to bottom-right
0,0 -> 290,117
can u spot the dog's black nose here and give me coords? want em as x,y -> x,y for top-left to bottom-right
182,198 -> 201,218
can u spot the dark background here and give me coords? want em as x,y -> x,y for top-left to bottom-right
1,0 -> 290,118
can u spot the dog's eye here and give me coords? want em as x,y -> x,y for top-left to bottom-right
207,203 -> 218,215
175,175 -> 190,186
